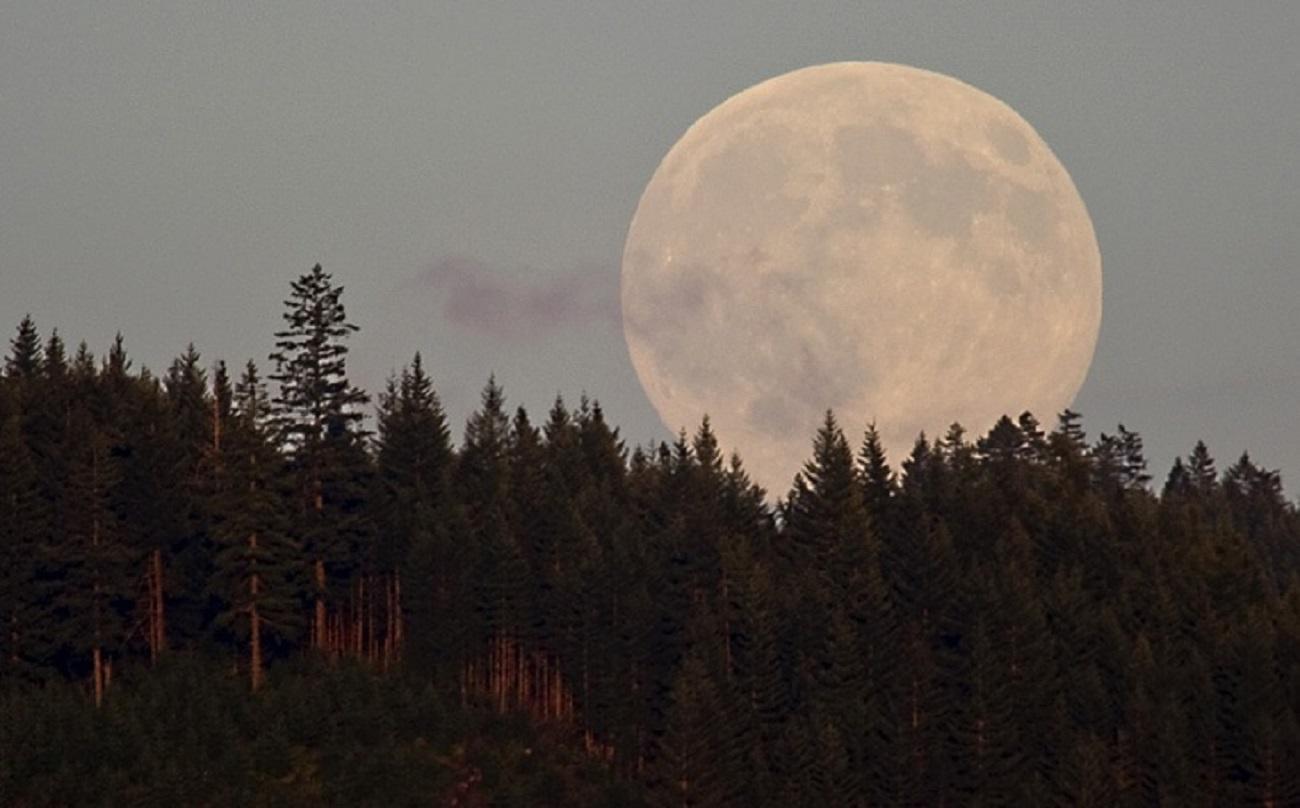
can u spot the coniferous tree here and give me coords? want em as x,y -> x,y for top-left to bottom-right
57,405 -> 131,707
5,305 -> 1300,803
0,411 -> 47,678
858,422 -> 896,532
269,264 -> 371,655
43,330 -> 67,383
119,371 -> 178,664
784,410 -> 869,583
5,315 -> 43,383
648,653 -> 731,807
458,378 -> 531,709
374,353 -> 454,673
211,363 -> 301,690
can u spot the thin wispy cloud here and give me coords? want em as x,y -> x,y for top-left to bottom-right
399,256 -> 621,340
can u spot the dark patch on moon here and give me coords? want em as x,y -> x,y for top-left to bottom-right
691,122 -> 809,235
1005,185 -> 1057,246
835,124 -> 927,191
984,257 -> 1025,298
836,122 -> 995,239
987,120 -> 1032,166
823,199 -> 882,235
903,156 -> 991,239
624,257 -> 726,344
747,348 -> 867,437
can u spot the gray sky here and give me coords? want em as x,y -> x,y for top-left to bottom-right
2,3 -> 1298,493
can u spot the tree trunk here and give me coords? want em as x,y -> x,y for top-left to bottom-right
311,476 -> 325,651
721,576 -> 732,679
92,646 -> 104,708
314,558 -> 326,652
92,450 -> 105,708
250,531 -> 262,692
366,574 -> 376,664
150,548 -> 166,665
250,602 -> 262,692
355,576 -> 365,658
394,572 -> 402,654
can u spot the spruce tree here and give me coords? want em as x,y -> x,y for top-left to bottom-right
268,264 -> 371,655
0,412 -> 47,679
5,315 -> 43,382
211,362 -> 301,690
858,422 -> 896,530
57,405 -> 131,706
374,354 -> 453,673
118,372 -> 179,664
457,378 -> 529,707
43,330 -> 67,382
648,653 -> 731,807
784,410 -> 872,593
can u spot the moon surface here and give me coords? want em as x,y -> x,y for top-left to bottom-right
621,62 -> 1101,495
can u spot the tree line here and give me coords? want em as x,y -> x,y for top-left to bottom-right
3,264 -> 1300,805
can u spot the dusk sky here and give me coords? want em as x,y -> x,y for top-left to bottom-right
2,3 -> 1298,491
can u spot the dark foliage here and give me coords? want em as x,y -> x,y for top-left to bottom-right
3,279 -> 1300,804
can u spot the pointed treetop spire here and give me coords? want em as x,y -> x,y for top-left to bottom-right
43,329 -> 67,380
693,415 -> 723,476
269,263 -> 369,452
5,315 -> 43,380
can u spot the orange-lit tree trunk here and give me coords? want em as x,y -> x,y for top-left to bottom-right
91,451 -> 104,709
69,418 -> 122,710
365,574 -> 375,664
249,530 -> 263,692
92,646 -> 104,708
393,572 -> 402,657
149,547 -> 166,665
91,479 -> 109,708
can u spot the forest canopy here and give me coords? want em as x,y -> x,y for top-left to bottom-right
2,265 -> 1299,805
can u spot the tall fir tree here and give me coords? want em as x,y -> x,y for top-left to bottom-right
57,405 -> 132,707
457,378 -> 529,707
0,411 -> 48,678
5,315 -> 43,383
211,362 -> 301,690
268,264 -> 371,656
374,353 -> 454,673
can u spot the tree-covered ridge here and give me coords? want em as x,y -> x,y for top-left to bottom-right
2,267 -> 1299,805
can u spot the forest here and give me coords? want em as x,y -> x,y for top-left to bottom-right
2,264 -> 1300,806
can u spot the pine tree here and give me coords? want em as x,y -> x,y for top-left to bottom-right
374,354 -> 454,673
784,410 -> 872,594
118,372 -> 179,664
268,264 -> 371,655
648,653 -> 732,807
0,411 -> 48,679
736,563 -> 788,789
858,422 -> 896,532
458,378 -> 529,707
5,315 -> 43,382
1187,441 -> 1218,496
508,405 -> 547,576
57,405 -> 132,706
211,363 -> 301,690
43,330 -> 67,381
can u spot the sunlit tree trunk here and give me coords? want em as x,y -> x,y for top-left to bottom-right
149,547 -> 165,665
91,456 -> 105,708
249,529 -> 263,691
394,572 -> 402,656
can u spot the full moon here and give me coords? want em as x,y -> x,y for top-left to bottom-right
621,62 -> 1102,495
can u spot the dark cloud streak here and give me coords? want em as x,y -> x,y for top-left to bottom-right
401,256 -> 621,341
